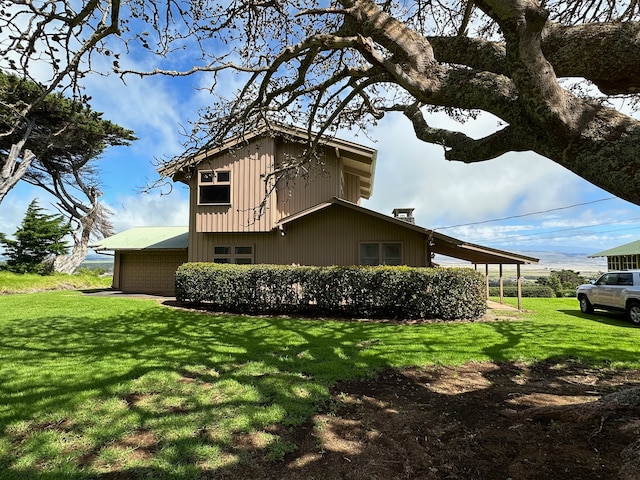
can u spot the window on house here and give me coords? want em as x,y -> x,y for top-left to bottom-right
623,255 -> 639,270
199,170 -> 231,205
213,245 -> 253,264
359,242 -> 403,266
609,255 -> 640,271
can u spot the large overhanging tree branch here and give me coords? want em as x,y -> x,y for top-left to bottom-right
136,0 -> 640,205
6,0 -> 640,205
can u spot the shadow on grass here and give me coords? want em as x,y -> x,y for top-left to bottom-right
1,296 -> 640,479
560,308 -> 634,327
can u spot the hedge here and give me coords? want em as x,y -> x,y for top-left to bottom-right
488,285 -> 555,298
175,263 -> 487,320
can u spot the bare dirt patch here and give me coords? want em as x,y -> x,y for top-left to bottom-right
222,360 -> 640,480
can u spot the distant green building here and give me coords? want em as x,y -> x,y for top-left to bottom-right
589,239 -> 640,271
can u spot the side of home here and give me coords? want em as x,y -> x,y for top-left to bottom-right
173,125 -> 379,265
93,125 -> 538,298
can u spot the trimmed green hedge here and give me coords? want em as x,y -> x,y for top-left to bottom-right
175,263 -> 487,320
489,285 -> 555,298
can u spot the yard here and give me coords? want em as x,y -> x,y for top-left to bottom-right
1,291 -> 640,479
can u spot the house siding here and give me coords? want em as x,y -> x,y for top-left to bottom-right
275,138 -> 342,218
342,172 -> 361,204
191,135 -> 348,237
192,139 -> 277,234
190,204 -> 427,267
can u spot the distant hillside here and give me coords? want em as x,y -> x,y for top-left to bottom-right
436,251 -> 607,279
80,254 -> 114,273
521,251 -> 606,274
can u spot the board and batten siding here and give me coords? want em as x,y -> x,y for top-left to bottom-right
275,138 -> 342,219
191,136 -> 348,238
189,204 -> 427,267
342,172 -> 361,205
192,139 -> 277,234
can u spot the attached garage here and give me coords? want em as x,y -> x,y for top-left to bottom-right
117,251 -> 188,295
92,227 -> 188,295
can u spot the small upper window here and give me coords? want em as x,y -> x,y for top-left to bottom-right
200,172 -> 214,183
199,170 -> 231,205
217,171 -> 230,182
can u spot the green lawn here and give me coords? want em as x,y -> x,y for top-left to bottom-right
1,292 -> 639,478
0,271 -> 112,294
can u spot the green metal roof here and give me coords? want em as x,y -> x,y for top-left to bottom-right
589,239 -> 640,258
91,227 -> 188,251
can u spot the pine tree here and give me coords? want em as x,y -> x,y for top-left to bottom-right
0,199 -> 72,274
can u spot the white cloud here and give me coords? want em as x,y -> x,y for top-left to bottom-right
84,74 -> 187,159
0,184 -> 67,238
107,190 -> 190,232
0,193 -> 31,236
360,112 -> 584,228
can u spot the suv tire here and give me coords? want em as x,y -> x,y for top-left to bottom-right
627,301 -> 640,325
579,295 -> 594,314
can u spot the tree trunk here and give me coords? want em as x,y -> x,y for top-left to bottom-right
502,386 -> 640,423
1,144 -> 35,204
54,213 -> 93,274
53,241 -> 88,274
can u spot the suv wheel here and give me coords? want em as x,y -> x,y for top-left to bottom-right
627,302 -> 640,325
579,295 -> 594,314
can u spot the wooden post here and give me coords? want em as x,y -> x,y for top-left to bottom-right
485,264 -> 490,299
517,263 -> 522,311
499,264 -> 504,304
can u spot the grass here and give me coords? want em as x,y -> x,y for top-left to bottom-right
0,271 -> 112,294
1,291 -> 640,478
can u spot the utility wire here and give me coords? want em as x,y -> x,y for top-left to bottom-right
484,216 -> 640,241
434,196 -> 617,230
489,225 -> 640,245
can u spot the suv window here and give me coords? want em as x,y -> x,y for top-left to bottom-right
597,273 -> 618,285
618,273 -> 634,286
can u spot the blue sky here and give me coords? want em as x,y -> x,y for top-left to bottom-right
1,68 -> 639,260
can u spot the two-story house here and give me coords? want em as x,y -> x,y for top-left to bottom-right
93,124 -> 537,296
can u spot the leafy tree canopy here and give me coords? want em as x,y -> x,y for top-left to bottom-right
0,72 -> 137,273
0,72 -> 137,201
3,1 -> 640,203
0,199 -> 72,274
537,269 -> 588,296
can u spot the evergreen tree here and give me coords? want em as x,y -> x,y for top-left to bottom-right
0,199 -> 72,274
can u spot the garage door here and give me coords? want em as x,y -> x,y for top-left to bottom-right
119,252 -> 188,295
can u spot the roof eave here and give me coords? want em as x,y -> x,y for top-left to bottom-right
159,124 -> 378,188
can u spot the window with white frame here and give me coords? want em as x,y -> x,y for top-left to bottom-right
359,242 -> 402,266
198,170 -> 231,205
213,245 -> 254,264
608,255 -> 640,270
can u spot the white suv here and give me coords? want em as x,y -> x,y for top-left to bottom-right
576,270 -> 640,325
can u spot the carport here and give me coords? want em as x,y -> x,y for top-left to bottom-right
428,231 -> 539,310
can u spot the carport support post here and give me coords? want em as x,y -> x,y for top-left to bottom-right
499,264 -> 504,304
517,264 -> 522,311
485,264 -> 490,299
